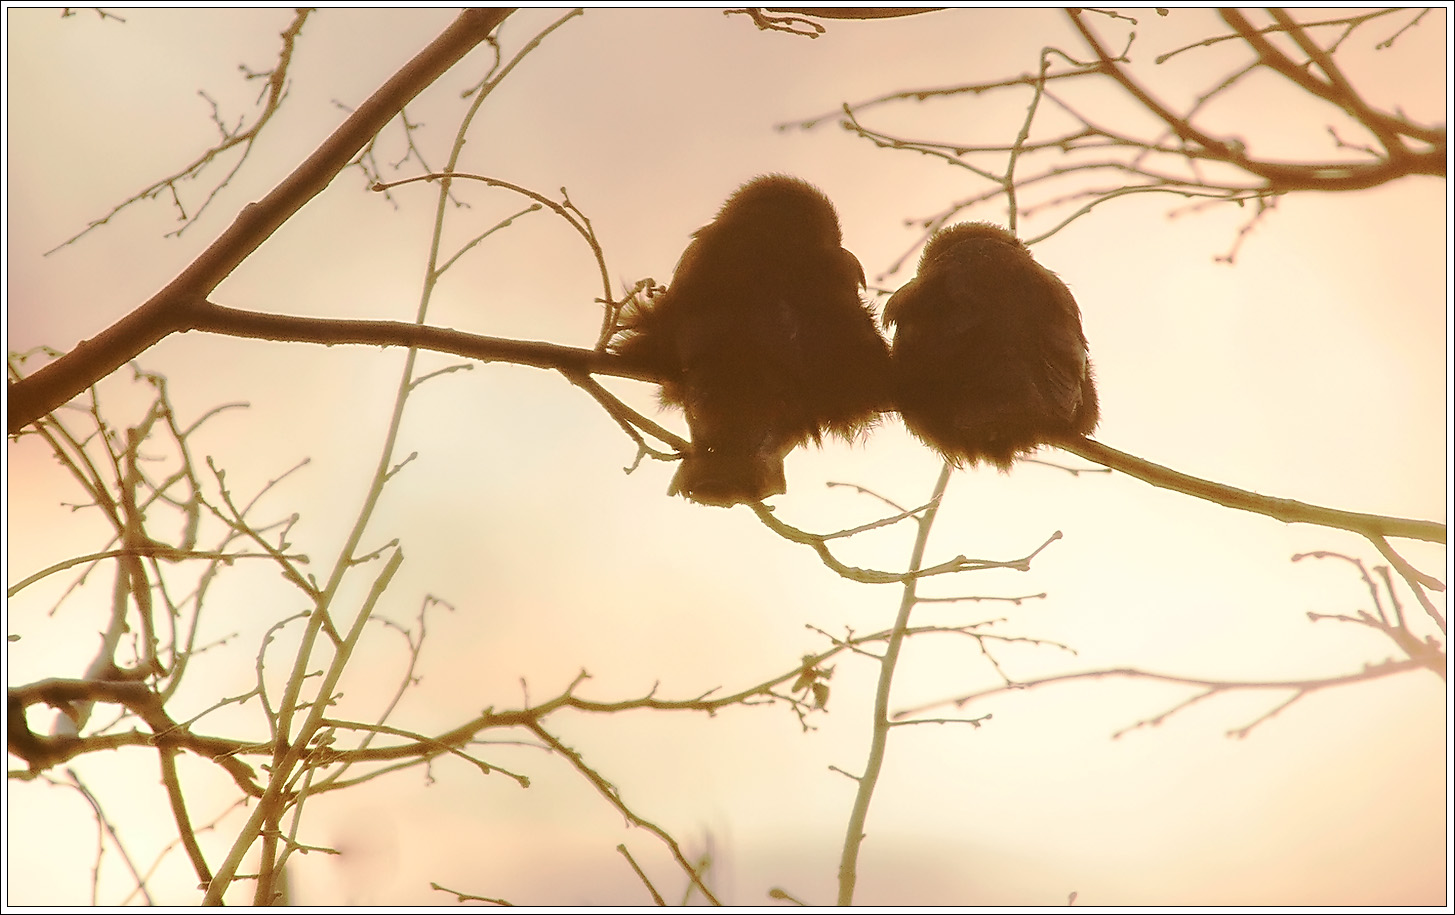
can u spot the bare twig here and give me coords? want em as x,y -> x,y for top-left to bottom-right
59,768 -> 154,905
46,10 -> 313,252
8,9 -> 511,434
893,658 -> 1432,738
752,500 -> 1061,584
837,462 -> 953,905
617,844 -> 667,906
430,881 -> 512,905
527,721 -> 721,905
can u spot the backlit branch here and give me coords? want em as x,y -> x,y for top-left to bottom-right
894,657 -> 1431,739
1057,436 -> 1444,545
787,7 -> 1443,266
46,9 -> 313,253
8,9 -> 510,435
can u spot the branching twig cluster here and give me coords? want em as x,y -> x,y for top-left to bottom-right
8,9 -> 511,434
46,9 -> 313,253
784,7 -> 1444,266
6,384 -> 1035,899
889,549 -> 1445,739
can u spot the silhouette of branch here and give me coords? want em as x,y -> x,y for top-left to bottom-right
158,740 -> 213,890
564,370 -> 690,457
1293,551 -> 1446,673
616,844 -> 667,906
370,171 -> 618,346
1068,9 -> 1444,191
15,621 -> 972,785
46,9 -> 313,252
837,462 -> 952,904
1367,535 -> 1446,631
123,798 -> 249,906
182,300 -> 657,380
430,881 -> 513,906
727,7 -> 941,38
782,64 -> 1100,131
786,8 -> 1442,266
7,547 -> 304,599
893,657 -> 1432,739
60,8 -> 127,23
769,7 -> 942,21
751,500 -> 1062,584
7,9 -> 511,435
1153,9 -> 1421,64
1224,9 -> 1441,148
7,679 -> 265,795
1056,436 -> 1444,544
56,767 -> 153,905
525,720 -> 721,906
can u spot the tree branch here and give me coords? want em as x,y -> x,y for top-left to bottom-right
894,658 -> 1431,730
182,299 -> 657,381
46,9 -> 315,252
1057,436 -> 1444,544
7,9 -> 511,435
1069,8 -> 1444,190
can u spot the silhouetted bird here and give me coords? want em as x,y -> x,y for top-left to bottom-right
883,222 -> 1098,469
611,175 -> 891,506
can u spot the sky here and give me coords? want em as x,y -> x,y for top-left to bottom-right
4,6 -> 1450,908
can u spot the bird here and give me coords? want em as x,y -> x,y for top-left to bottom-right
610,175 -> 892,506
882,221 -> 1099,470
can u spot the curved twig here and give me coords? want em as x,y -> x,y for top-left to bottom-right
750,501 -> 1062,584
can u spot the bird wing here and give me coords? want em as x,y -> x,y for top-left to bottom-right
1029,267 -> 1090,423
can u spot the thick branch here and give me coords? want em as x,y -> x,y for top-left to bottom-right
1057,436 -> 1445,544
182,300 -> 657,381
16,298 -> 1441,548
7,679 -> 263,796
7,9 -> 510,435
1227,9 -> 1436,151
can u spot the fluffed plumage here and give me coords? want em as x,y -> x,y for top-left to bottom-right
882,222 -> 1099,469
611,175 -> 891,506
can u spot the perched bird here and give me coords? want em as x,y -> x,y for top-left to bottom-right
610,175 -> 891,506
882,222 -> 1099,469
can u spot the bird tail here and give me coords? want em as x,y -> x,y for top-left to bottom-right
669,450 -> 786,507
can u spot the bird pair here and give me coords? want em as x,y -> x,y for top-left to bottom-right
610,175 -> 1099,507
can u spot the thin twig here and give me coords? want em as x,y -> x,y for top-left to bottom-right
837,462 -> 953,905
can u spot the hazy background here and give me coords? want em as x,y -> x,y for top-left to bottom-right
5,7 -> 1448,906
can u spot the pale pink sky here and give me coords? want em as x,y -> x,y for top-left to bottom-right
4,7 -> 1448,907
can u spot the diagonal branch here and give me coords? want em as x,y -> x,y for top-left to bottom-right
7,9 -> 511,435
1057,436 -> 1445,545
1067,8 -> 1444,190
526,720 -> 721,905
46,9 -> 314,253
1228,9 -> 1432,151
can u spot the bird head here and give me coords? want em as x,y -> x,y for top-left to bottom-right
712,174 -> 846,254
